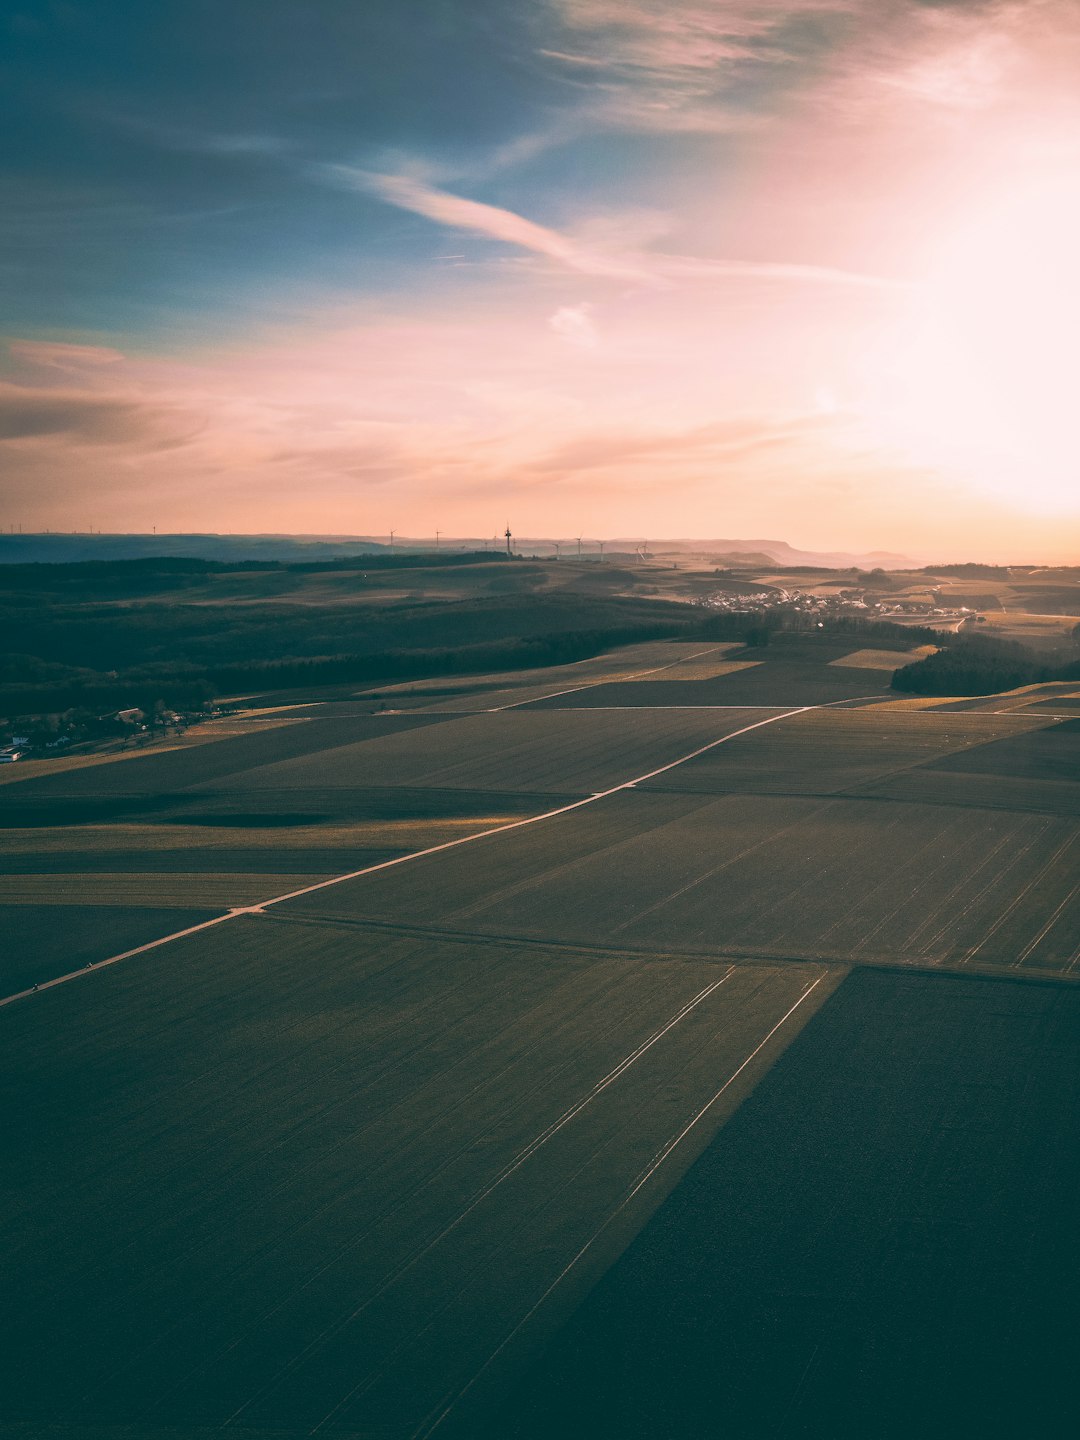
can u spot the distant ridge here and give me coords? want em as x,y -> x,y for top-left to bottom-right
0,532 -> 915,569
0,534 -> 389,565
612,537 -> 917,569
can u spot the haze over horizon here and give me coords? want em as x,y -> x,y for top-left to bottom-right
3,0 -> 1080,562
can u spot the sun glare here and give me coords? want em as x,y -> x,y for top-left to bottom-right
866,176 -> 1080,511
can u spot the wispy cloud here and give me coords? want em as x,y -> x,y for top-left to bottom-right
325,167 -> 654,282
535,1 -> 1080,141
537,0 -> 859,132
7,340 -> 126,371
528,411 -> 839,474
328,166 -> 900,290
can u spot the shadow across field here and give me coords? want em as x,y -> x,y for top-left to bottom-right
491,968 -> 1080,1440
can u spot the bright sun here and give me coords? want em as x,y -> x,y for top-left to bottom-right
866,176 -> 1080,512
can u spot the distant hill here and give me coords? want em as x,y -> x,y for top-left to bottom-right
0,532 -> 915,570
0,534 -> 391,565
611,538 -> 917,569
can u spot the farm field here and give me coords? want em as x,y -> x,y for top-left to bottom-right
0,691 -> 783,999
974,608 -> 1079,648
637,703 -> 1049,796
0,711 -> 446,811
827,644 -> 936,671
4,619 -> 1080,1439
0,903 -> 221,997
0,919 -> 837,1438
287,788 -> 1080,976
8,667 -> 1078,999
525,637 -> 903,709
494,969 -> 1080,1440
214,707 -> 768,797
362,638 -> 747,709
0,705 -> 550,993
281,699 -> 1080,978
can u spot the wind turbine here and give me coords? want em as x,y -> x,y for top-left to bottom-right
576,536 -> 582,559
505,524 -> 512,556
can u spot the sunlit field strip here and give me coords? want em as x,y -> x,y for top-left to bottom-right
634,658 -> 760,681
0,717 -> 301,787
0,817 -> 528,855
827,646 -> 936,671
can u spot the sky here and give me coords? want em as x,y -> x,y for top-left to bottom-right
2,0 -> 1080,560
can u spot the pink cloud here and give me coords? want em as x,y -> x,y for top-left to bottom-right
6,339 -> 127,371
0,381 -> 199,447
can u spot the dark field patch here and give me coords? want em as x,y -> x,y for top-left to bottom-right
0,848 -> 395,874
524,662 -> 889,710
0,713 -> 449,802
0,920 -> 832,1437
206,709 -> 753,797
0,904 -> 220,996
493,970 -> 1080,1440
928,718 -> 1080,783
637,707 -> 1039,798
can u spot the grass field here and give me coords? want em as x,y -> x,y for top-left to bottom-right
493,968 -> 1080,1440
267,698 -> 1079,979
0,919 -> 837,1437
639,703 -> 1049,796
215,708 -> 768,798
284,788 -> 1080,977
4,622 -> 1080,1438
0,903 -> 222,995
827,645 -> 936,671
525,639 -> 897,709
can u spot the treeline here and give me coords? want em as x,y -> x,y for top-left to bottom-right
701,611 -> 938,648
798,615 -> 939,645
0,550 -> 504,595
0,606 -> 827,718
207,623 -> 689,692
0,676 -> 217,718
920,563 -> 1012,579
0,620 -> 693,718
893,633 -> 1080,696
0,596 -> 992,719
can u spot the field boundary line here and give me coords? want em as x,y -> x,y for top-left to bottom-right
417,970 -> 836,1439
0,697 -> 885,1009
260,912 -> 1080,986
